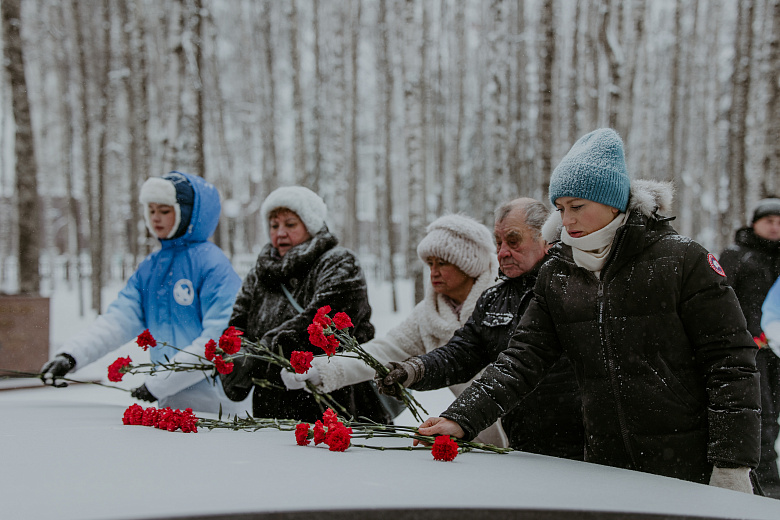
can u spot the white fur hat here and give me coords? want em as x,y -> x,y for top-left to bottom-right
417,214 -> 495,278
260,186 -> 328,237
139,177 -> 180,239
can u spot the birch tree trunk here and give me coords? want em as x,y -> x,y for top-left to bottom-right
568,0 -> 581,147
722,0 -> 755,244
586,1 -> 601,129
764,0 -> 780,196
378,0 -> 398,311
72,0 -> 99,310
92,0 -> 113,312
311,0 -> 323,195
402,0 -> 425,303
600,0 -> 622,132
487,0 -> 507,221
345,0 -> 361,252
667,0 -> 683,220
118,0 -> 141,265
176,0 -> 204,176
204,8 -> 235,256
261,0 -> 279,198
622,0 -> 645,143
289,0 -> 307,185
54,2 -> 85,312
452,0 -> 466,212
537,0 -> 555,195
2,0 -> 40,295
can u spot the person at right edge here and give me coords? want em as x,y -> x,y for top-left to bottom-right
415,128 -> 761,494
720,197 -> 780,497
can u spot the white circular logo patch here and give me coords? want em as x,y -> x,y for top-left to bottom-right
173,279 -> 195,306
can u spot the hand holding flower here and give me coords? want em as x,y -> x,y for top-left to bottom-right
280,364 -> 321,392
414,417 -> 465,446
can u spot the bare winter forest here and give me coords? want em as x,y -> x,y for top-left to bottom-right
0,0 -> 778,309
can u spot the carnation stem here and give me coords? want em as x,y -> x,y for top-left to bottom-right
0,368 -> 130,392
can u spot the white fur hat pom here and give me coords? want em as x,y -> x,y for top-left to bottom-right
260,186 -> 328,237
417,214 -> 495,278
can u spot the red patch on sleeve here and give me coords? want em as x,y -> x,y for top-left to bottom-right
707,253 -> 726,277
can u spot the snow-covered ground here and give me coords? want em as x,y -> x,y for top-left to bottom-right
2,277 -> 780,519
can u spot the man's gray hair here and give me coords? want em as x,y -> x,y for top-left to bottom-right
494,198 -> 549,238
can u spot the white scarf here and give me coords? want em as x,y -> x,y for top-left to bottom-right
561,211 -> 629,277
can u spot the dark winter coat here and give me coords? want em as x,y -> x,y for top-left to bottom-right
413,266 -> 584,459
719,228 -> 780,337
441,180 -> 760,484
719,227 -> 780,484
223,228 -> 386,423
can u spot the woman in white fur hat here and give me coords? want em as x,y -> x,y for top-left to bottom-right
281,213 -> 507,445
220,186 -> 388,423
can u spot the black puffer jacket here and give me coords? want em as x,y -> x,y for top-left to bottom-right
224,228 -> 386,423
442,180 -> 760,484
719,228 -> 780,337
414,266 -> 584,459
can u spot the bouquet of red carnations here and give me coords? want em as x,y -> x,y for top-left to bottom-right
299,305 -> 428,422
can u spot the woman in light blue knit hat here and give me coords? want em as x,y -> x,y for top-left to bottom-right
418,128 -> 762,495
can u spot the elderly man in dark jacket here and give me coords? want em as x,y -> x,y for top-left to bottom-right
377,198 -> 584,459
720,197 -> 780,495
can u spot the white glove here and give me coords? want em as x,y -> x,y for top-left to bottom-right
280,365 -> 322,392
708,466 -> 753,494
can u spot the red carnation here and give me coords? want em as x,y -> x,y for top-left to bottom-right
219,332 -> 242,356
290,351 -> 314,374
122,404 -> 144,425
108,356 -> 132,382
154,407 -> 176,431
141,407 -> 159,427
320,334 -> 339,357
179,408 -> 199,433
322,408 -> 339,429
214,355 -> 234,375
325,423 -> 352,452
755,332 -> 768,349
204,339 -> 217,361
313,305 -> 332,327
295,423 -> 312,446
308,323 -> 328,349
136,329 -> 157,350
333,312 -> 353,330
431,435 -> 459,462
313,420 -> 326,445
223,326 -> 243,338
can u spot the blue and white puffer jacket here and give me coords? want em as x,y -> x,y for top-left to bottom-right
57,172 -> 243,414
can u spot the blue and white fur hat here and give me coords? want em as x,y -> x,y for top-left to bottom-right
139,171 -> 195,239
548,128 -> 631,213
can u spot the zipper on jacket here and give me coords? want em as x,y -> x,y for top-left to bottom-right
598,227 -> 639,469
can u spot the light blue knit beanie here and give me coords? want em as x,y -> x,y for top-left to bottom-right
548,128 -> 630,212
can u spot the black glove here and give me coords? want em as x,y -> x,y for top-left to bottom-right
375,357 -> 425,397
220,346 -> 260,402
130,384 -> 156,402
40,354 -> 76,387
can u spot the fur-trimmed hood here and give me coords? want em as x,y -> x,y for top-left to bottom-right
542,179 -> 675,243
